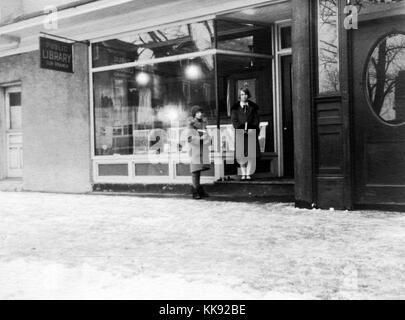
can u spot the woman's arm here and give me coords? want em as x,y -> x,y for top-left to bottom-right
187,128 -> 202,146
251,110 -> 260,129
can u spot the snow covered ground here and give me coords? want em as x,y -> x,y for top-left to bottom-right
0,191 -> 404,300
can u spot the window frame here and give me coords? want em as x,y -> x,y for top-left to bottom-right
316,0 -> 341,96
363,31 -> 405,127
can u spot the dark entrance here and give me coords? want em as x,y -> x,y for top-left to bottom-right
281,55 -> 294,178
352,15 -> 405,205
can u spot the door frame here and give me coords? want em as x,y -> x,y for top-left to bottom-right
4,85 -> 23,178
273,20 -> 292,177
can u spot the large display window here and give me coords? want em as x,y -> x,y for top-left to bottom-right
91,17 -> 276,182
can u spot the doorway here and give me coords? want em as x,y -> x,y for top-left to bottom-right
5,86 -> 23,178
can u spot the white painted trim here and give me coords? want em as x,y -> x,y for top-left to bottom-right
274,19 -> 292,26
93,175 -> 215,185
0,44 -> 38,59
91,49 -> 273,74
275,19 -> 292,52
273,20 -> 292,177
0,41 -> 20,51
91,49 -> 217,73
92,159 -> 215,184
88,42 -> 96,186
215,49 -> 273,59
0,81 -> 22,87
271,24 -> 282,177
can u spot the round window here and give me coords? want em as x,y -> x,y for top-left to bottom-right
365,33 -> 405,126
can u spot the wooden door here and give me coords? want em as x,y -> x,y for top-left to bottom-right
5,87 -> 23,178
352,16 -> 405,205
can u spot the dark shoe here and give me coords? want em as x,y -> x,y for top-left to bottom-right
197,185 -> 209,198
191,187 -> 201,199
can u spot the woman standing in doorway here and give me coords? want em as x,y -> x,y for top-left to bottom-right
187,106 -> 211,199
231,88 -> 261,180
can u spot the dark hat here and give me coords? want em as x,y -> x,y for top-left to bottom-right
190,105 -> 204,117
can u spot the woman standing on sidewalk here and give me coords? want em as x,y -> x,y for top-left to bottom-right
187,106 -> 211,199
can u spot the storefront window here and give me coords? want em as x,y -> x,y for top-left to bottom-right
92,16 -> 274,179
93,56 -> 216,157
317,0 -> 340,94
92,20 -> 215,68
366,33 -> 405,125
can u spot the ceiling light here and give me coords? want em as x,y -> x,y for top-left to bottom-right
136,71 -> 150,86
185,64 -> 202,80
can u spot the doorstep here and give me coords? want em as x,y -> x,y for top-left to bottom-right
92,179 -> 295,203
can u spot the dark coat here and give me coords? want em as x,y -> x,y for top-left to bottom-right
187,117 -> 211,173
230,100 -> 261,159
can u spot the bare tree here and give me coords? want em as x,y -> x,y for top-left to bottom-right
367,35 -> 405,116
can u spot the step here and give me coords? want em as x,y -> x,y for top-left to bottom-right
93,180 -> 295,202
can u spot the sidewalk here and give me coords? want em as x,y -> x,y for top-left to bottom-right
0,191 -> 404,299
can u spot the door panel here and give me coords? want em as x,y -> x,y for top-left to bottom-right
352,16 -> 405,204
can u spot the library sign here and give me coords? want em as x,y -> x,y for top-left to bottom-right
40,37 -> 73,73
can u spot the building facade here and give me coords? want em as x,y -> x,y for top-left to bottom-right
0,0 -> 404,209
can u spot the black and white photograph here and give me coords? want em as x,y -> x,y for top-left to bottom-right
0,0 -> 404,304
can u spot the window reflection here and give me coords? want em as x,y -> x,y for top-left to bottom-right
91,16 -> 275,179
93,57 -> 216,156
366,33 -> 405,125
216,20 -> 272,55
92,21 -> 214,68
317,0 -> 340,94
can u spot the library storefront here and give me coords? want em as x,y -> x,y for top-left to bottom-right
90,14 -> 290,185
0,0 -> 405,210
